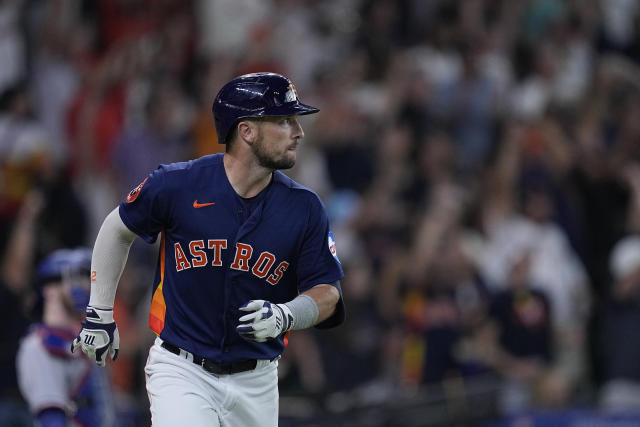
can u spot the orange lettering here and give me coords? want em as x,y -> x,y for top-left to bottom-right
267,261 -> 289,285
189,240 -> 207,268
174,243 -> 191,271
230,243 -> 253,271
252,252 -> 276,279
207,239 -> 227,266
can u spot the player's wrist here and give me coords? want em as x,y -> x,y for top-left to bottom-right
85,305 -> 115,324
274,303 -> 294,332
88,304 -> 114,311
284,294 -> 319,331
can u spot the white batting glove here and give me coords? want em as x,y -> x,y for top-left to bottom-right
236,300 -> 294,342
71,306 -> 120,366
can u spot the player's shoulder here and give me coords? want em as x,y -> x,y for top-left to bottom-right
272,171 -> 323,203
271,171 -> 328,214
17,327 -> 42,354
19,324 -> 78,360
148,154 -> 223,190
157,153 -> 222,176
17,326 -> 51,368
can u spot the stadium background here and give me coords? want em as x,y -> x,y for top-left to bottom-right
1,0 -> 640,425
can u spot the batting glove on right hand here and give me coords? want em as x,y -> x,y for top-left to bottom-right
71,306 -> 119,367
236,300 -> 294,342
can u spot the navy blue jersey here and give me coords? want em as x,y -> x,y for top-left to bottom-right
119,153 -> 344,363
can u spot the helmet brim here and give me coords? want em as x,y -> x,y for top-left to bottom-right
261,102 -> 319,117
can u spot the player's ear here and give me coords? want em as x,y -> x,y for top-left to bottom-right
237,120 -> 259,145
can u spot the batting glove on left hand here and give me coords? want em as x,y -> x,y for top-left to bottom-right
71,306 -> 119,367
237,300 -> 294,342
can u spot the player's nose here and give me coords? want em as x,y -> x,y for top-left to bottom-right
291,118 -> 304,139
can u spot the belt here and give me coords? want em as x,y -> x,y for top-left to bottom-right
160,341 -> 258,375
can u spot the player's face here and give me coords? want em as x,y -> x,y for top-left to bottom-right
251,116 -> 304,170
43,281 -> 86,319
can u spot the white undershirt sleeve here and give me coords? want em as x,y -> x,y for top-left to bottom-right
88,207 -> 137,309
284,294 -> 319,330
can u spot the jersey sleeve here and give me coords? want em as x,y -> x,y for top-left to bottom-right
296,195 -> 344,292
315,280 -> 346,329
118,166 -> 171,243
16,336 -> 71,414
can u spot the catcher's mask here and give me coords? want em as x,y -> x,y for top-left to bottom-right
37,247 -> 92,314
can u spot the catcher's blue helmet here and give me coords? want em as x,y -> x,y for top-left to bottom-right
212,72 -> 319,144
38,248 -> 92,313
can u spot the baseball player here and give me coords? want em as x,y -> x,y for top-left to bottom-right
16,248 -> 117,427
72,72 -> 345,426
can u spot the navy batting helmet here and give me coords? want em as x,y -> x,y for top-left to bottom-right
212,72 -> 319,144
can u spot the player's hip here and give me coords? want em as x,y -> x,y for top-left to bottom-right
145,337 -> 278,379
145,338 -> 279,424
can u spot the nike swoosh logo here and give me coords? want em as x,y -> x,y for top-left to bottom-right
193,200 -> 216,208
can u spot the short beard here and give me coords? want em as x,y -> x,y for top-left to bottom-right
251,130 -> 296,170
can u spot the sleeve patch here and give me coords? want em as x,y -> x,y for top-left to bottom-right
126,177 -> 148,203
328,231 -> 340,264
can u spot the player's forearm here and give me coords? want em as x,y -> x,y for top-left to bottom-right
300,284 -> 340,324
88,207 -> 137,309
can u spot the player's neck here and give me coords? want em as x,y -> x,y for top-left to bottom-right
223,152 -> 272,198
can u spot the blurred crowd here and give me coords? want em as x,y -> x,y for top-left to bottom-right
1,0 -> 640,425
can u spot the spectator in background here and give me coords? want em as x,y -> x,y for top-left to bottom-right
429,38 -> 499,173
379,177 -> 490,388
0,82 -> 86,259
0,83 -> 53,241
480,124 -> 591,407
311,254 -> 384,394
190,58 -> 233,159
195,0 -> 272,60
0,193 -> 42,427
598,0 -> 640,55
600,161 -> 640,411
111,76 -> 193,195
600,235 -> 640,411
482,248 -> 555,414
0,0 -> 26,93
29,0 -> 84,164
506,38 -> 552,121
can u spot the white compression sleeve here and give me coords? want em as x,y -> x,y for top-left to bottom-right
88,207 -> 137,309
284,294 -> 319,330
